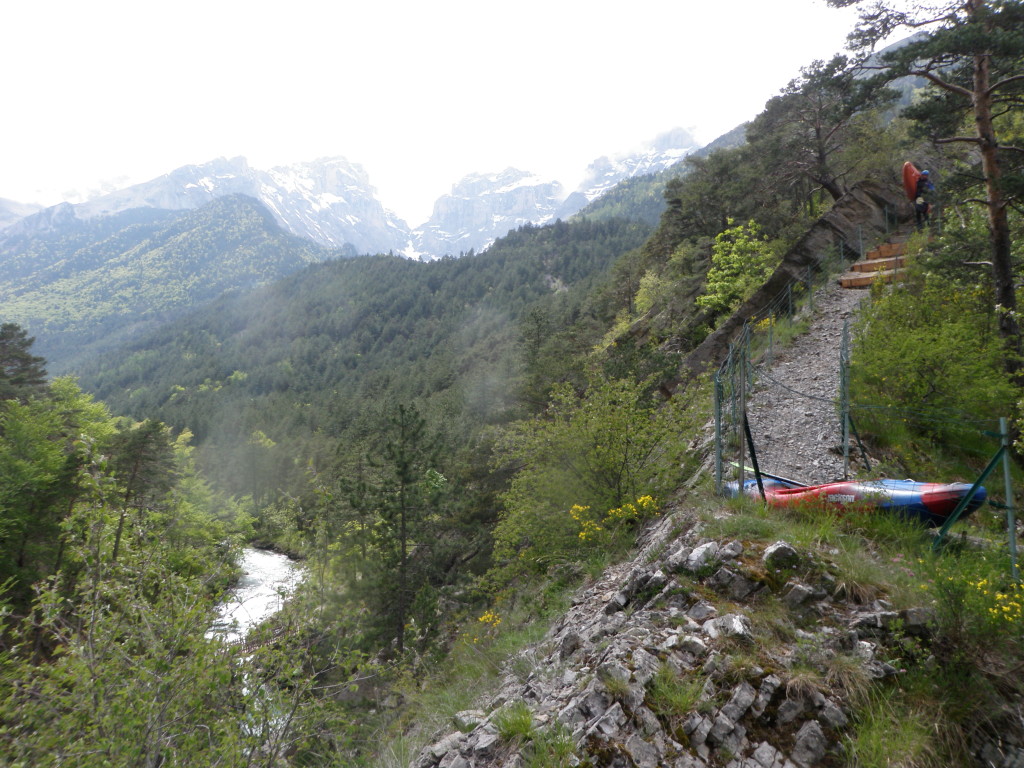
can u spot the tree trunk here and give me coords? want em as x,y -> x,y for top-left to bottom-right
396,487 -> 408,655
970,17 -> 1021,378
819,176 -> 845,202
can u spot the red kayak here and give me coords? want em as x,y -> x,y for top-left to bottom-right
902,161 -> 922,201
727,475 -> 986,528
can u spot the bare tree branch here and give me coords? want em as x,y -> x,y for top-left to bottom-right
913,68 -> 975,97
934,135 -> 983,145
988,73 -> 1024,94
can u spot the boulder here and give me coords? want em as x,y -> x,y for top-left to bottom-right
782,582 -> 815,609
763,541 -> 800,570
791,720 -> 829,767
631,648 -> 662,686
586,701 -> 628,740
686,542 -> 721,571
704,613 -> 753,640
721,681 -> 758,722
687,600 -> 718,622
625,733 -> 662,768
710,566 -> 763,600
666,544 -> 695,572
559,630 -> 583,659
720,540 -> 745,560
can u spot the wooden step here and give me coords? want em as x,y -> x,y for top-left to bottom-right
866,241 -> 907,259
839,267 -> 908,288
851,255 -> 906,272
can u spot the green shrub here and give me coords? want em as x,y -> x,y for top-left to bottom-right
490,375 -> 704,580
851,277 -> 1015,449
696,219 -> 784,316
843,689 -> 939,768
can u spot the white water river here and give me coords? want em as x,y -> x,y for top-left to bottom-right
207,547 -> 305,644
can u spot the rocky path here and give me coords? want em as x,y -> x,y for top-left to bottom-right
744,281 -> 869,486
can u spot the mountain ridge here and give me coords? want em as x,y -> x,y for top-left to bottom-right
0,128 -> 701,261
0,195 -> 334,373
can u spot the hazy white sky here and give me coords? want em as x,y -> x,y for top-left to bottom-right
1,0 -> 862,226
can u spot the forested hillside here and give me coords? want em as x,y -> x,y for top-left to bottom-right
0,194 -> 337,373
2,3 -> 1023,765
75,217 -> 652,500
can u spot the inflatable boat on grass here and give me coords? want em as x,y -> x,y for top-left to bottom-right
725,472 -> 987,528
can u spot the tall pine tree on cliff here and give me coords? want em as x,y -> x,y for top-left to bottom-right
829,0 -> 1024,374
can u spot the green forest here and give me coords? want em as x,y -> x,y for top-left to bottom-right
0,196 -> 337,374
2,1 -> 1024,765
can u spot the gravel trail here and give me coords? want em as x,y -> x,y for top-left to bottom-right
743,282 -> 869,486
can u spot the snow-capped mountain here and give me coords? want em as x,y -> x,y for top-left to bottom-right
1,127 -> 700,260
571,127 -> 701,205
413,129 -> 699,258
414,169 -> 564,258
70,156 -> 412,257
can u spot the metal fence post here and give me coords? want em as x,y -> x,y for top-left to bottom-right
738,349 -> 747,493
807,266 -> 814,314
714,373 -> 722,494
746,325 -> 754,390
841,320 -> 851,479
1001,417 -> 1019,581
727,343 -> 737,429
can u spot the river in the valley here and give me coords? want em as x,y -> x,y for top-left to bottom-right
207,547 -> 305,644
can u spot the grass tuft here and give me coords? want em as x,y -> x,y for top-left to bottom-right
493,699 -> 535,744
646,663 -> 707,720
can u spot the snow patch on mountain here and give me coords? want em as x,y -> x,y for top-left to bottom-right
572,127 -> 700,204
3,126 -> 701,260
64,156 -> 410,256
412,168 -> 564,259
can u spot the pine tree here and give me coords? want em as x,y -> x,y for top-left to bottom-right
0,323 -> 47,402
344,403 -> 448,654
107,419 -> 178,563
829,0 -> 1024,373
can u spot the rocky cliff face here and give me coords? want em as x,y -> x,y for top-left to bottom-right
0,198 -> 42,230
412,510 -> 886,768
2,201 -> 78,237
255,159 -> 412,257
414,169 -> 564,258
571,127 -> 700,207
412,502 -> 1024,768
414,130 -> 700,258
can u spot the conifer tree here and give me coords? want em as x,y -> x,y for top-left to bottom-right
107,419 -> 177,563
345,403 -> 448,654
0,323 -> 47,402
829,0 -> 1024,373
747,54 -> 897,203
